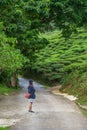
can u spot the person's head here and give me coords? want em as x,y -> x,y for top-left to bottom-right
29,79 -> 33,86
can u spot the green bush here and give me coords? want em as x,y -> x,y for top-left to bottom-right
0,84 -> 19,94
32,28 -> 87,102
33,29 -> 87,82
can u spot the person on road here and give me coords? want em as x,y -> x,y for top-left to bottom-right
27,79 -> 36,113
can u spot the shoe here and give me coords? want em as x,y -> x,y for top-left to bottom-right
28,110 -> 35,113
31,111 -> 35,113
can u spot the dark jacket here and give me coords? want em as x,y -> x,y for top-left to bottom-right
28,86 -> 36,99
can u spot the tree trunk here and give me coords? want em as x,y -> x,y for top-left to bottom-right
11,73 -> 18,88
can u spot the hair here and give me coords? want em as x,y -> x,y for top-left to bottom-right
28,79 -> 33,87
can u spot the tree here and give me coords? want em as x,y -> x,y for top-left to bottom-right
49,0 -> 87,36
0,0 -> 50,66
0,22 -> 28,86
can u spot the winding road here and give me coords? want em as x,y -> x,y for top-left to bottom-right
0,78 -> 87,130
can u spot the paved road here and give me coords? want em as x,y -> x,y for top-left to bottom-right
0,78 -> 87,130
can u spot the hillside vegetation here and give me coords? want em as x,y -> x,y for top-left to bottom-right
33,28 -> 87,104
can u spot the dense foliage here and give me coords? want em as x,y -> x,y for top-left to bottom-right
0,0 -> 49,84
33,29 -> 87,81
0,22 -> 28,84
0,0 -> 49,61
0,0 -> 87,92
49,0 -> 87,36
32,28 -> 87,101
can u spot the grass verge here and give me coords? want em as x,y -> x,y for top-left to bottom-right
0,84 -> 21,95
82,110 -> 87,116
0,127 -> 7,130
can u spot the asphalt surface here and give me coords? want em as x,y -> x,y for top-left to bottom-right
1,78 -> 87,130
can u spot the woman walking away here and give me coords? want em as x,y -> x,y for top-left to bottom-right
28,79 -> 36,113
